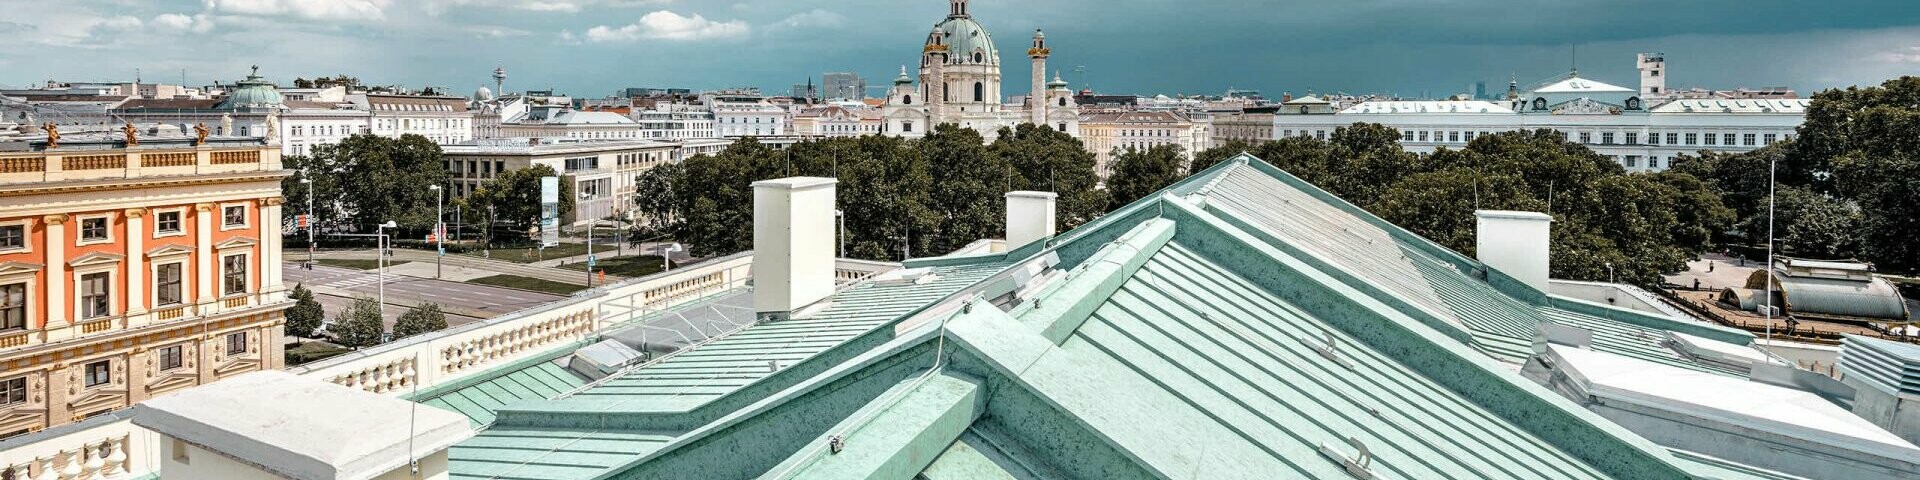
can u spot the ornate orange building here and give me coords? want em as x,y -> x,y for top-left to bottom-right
0,128 -> 290,437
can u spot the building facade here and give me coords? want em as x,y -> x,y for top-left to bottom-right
1078,110 -> 1204,177
0,134 -> 290,438
360,94 -> 473,145
500,106 -> 645,140
821,72 -> 867,101
441,139 -> 680,224
1270,76 -> 1808,171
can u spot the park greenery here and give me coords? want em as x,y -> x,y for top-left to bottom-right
1671,76 -> 1920,273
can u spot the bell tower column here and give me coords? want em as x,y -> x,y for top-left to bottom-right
924,25 -> 949,125
1029,29 -> 1049,126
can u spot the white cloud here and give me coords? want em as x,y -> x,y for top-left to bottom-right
584,10 -> 748,42
775,9 -> 844,29
468,25 -> 532,38
153,13 -> 216,33
1874,45 -> 1920,64
94,15 -> 143,31
204,0 -> 392,22
521,2 -> 580,12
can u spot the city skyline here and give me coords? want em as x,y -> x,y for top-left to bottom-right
3,0 -> 1918,98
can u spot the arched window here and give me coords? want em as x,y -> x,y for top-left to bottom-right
973,82 -> 984,102
903,95 -> 912,105
973,52 -> 983,63
1058,97 -> 1067,107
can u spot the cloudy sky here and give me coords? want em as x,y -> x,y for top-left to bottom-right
4,0 -> 1918,99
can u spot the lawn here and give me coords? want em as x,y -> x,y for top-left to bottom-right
315,259 -> 411,270
469,243 -> 620,263
467,274 -> 587,295
285,341 -> 352,366
557,255 -> 668,278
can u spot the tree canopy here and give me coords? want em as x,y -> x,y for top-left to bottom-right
394,303 -> 449,339
285,284 -> 324,338
468,163 -> 576,245
331,296 -> 386,349
282,134 -> 447,233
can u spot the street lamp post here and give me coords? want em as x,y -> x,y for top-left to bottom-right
430,184 -> 444,279
376,220 -> 397,328
1765,153 -> 1777,342
300,175 -> 314,267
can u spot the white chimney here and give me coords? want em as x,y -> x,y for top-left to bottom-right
1474,210 -> 1553,291
1005,191 -> 1058,250
753,177 -> 839,317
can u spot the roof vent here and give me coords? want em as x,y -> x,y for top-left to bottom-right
1315,331 -> 1355,370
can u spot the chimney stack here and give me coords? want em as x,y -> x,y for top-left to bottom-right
753,177 -> 839,318
1474,210 -> 1553,291
1005,191 -> 1058,250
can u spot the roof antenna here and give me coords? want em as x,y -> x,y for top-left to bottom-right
1570,44 -> 1579,77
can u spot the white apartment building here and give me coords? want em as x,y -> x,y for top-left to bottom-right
1271,76 -> 1808,171
792,106 -> 876,138
708,94 -> 787,137
631,104 -> 717,140
358,94 -> 474,145
441,138 -> 696,225
1078,110 -> 1206,178
501,105 -> 645,140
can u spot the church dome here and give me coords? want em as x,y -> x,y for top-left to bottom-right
219,66 -> 283,109
936,17 -> 998,66
474,86 -> 495,101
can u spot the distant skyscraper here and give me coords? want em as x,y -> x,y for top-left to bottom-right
1474,81 -> 1488,100
822,72 -> 866,100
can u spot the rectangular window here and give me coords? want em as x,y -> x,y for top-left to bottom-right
160,345 -> 183,371
1417,131 -> 1429,142
223,206 -> 245,227
1650,157 -> 1662,169
1601,132 -> 1615,145
156,211 -> 181,234
81,272 -> 109,319
0,224 -> 21,250
81,217 -> 107,241
1764,133 -> 1778,144
1448,131 -> 1460,143
1579,132 -> 1592,144
1625,132 -> 1638,145
1723,133 -> 1736,146
1626,156 -> 1639,167
1667,133 -> 1679,145
0,376 -> 22,405
1704,134 -> 1718,146
1,283 -> 24,330
1685,133 -> 1697,145
156,263 -> 183,306
223,255 -> 247,296
84,360 -> 110,387
1744,133 -> 1757,146
225,332 -> 247,355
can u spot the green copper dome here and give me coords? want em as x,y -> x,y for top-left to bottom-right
936,17 -> 998,66
220,65 -> 283,109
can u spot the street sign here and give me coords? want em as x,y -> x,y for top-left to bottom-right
539,176 -> 561,248
296,214 -> 309,228
587,254 -> 597,267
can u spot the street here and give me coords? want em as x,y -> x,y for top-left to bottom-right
284,263 -> 566,328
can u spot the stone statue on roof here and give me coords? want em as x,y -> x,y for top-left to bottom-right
194,123 -> 210,146
263,111 -> 280,144
123,122 -> 139,147
220,113 -> 233,136
43,123 -> 58,149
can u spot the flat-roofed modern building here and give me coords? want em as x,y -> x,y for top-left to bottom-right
441,138 -> 680,225
0,129 -> 291,439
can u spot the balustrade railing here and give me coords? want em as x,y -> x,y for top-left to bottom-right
0,419 -> 139,480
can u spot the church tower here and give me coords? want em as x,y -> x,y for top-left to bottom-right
950,0 -> 969,17
1029,29 -> 1049,126
923,24 -> 949,118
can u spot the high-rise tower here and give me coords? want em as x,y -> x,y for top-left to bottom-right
1638,53 -> 1665,96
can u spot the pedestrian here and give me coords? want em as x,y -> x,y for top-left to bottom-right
1708,260 -> 1714,273
1693,278 -> 1700,290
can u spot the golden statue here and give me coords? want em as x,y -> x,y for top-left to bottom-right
123,122 -> 139,147
193,123 -> 210,146
43,123 -> 59,149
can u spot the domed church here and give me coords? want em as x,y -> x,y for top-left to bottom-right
882,0 -> 1081,139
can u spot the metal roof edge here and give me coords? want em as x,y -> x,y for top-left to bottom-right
1546,293 -> 1756,345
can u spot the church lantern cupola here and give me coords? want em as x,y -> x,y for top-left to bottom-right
950,0 -> 970,18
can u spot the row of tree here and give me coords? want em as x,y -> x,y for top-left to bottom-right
1670,76 -> 1920,272
286,284 -> 448,349
630,124 -> 1109,259
282,134 -> 574,246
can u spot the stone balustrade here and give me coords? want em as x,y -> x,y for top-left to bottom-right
290,252 -> 756,395
0,145 -> 283,185
0,416 -> 145,480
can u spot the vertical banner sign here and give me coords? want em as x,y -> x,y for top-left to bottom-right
540,176 -> 561,247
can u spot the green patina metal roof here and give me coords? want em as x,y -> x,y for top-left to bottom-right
421,362 -> 590,427
419,153 -> 1783,480
443,259 -> 1016,480
1193,160 -> 1754,373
